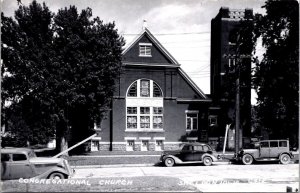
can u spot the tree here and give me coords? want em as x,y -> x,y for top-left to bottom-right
253,0 -> 299,147
1,1 -> 125,153
1,1 -> 56,147
52,6 -> 124,153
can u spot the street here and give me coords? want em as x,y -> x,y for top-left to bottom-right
2,163 -> 298,192
72,163 -> 299,192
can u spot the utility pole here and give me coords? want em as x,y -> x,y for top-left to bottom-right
235,59 -> 241,156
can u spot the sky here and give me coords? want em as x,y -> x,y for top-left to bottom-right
1,0 -> 266,102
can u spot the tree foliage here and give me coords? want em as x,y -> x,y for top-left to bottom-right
253,0 -> 299,147
1,1 -> 125,151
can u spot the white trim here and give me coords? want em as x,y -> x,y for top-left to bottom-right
91,137 -> 102,141
122,28 -> 180,65
186,137 -> 198,140
124,137 -> 137,140
178,68 -> 207,99
163,142 -> 184,144
123,62 -> 180,67
185,110 -> 199,113
153,137 -> 166,140
139,137 -> 151,140
125,129 -> 164,132
139,43 -> 152,46
98,142 -> 127,145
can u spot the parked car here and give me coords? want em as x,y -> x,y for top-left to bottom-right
237,140 -> 294,165
160,143 -> 221,167
1,148 -> 74,180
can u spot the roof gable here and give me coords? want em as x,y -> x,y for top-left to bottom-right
122,28 -> 179,66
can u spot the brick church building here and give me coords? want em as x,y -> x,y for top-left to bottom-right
87,7 -> 253,152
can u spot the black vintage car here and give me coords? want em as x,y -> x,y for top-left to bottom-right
160,143 -> 221,167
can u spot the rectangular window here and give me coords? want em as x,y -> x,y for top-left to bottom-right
279,141 -> 287,147
127,107 -> 137,114
155,140 -> 164,151
139,44 -> 152,57
140,80 -> 150,97
127,116 -> 137,129
141,140 -> 149,151
260,142 -> 269,148
126,140 -> 135,151
153,116 -> 163,129
228,58 -> 236,68
140,116 -> 150,128
140,107 -> 150,114
153,107 -> 163,114
209,115 -> 218,126
270,141 -> 278,147
12,154 -> 27,161
186,113 -> 198,130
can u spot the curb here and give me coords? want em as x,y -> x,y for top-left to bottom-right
71,163 -> 155,169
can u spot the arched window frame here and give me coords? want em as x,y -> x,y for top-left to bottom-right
126,79 -> 163,98
126,79 -> 164,131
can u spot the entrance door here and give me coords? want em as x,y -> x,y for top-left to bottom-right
91,141 -> 99,151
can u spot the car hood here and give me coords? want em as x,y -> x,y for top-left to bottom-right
162,150 -> 181,155
29,157 -> 64,164
241,149 -> 258,153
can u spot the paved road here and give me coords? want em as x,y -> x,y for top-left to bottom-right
73,163 -> 299,192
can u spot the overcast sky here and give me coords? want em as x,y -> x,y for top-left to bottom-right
1,0 -> 266,97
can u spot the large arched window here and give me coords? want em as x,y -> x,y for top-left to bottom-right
126,79 -> 163,131
127,79 -> 163,98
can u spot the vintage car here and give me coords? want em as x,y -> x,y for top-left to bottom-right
237,140 -> 294,165
1,148 -> 74,180
160,143 -> 221,167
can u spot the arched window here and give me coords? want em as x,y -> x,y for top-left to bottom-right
127,79 -> 163,98
126,79 -> 163,131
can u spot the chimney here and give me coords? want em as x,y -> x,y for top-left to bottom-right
142,20 -> 148,30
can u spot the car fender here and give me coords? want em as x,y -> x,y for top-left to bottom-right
201,153 -> 218,162
278,152 -> 293,159
163,155 -> 183,164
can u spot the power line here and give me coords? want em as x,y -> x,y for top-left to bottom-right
122,31 -> 210,36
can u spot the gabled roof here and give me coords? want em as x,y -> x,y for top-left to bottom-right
122,27 -> 208,99
122,27 -> 179,66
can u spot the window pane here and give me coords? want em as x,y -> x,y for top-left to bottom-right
279,141 -> 287,147
260,142 -> 269,148
270,141 -> 278,147
128,82 -> 137,97
153,116 -> 163,129
140,107 -> 150,114
140,80 -> 150,97
127,107 -> 137,114
12,154 -> 27,161
127,116 -> 137,129
186,118 -> 191,130
140,116 -> 150,128
153,82 -> 162,97
153,107 -> 163,114
140,45 -> 151,56
192,118 -> 198,130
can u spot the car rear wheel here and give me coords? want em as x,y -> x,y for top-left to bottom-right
164,157 -> 175,167
279,154 -> 290,165
203,156 -> 213,166
242,154 -> 253,165
49,172 -> 65,179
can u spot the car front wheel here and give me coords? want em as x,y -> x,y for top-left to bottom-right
279,154 -> 290,165
164,157 -> 175,167
203,156 -> 213,166
49,172 -> 65,179
242,154 -> 253,165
